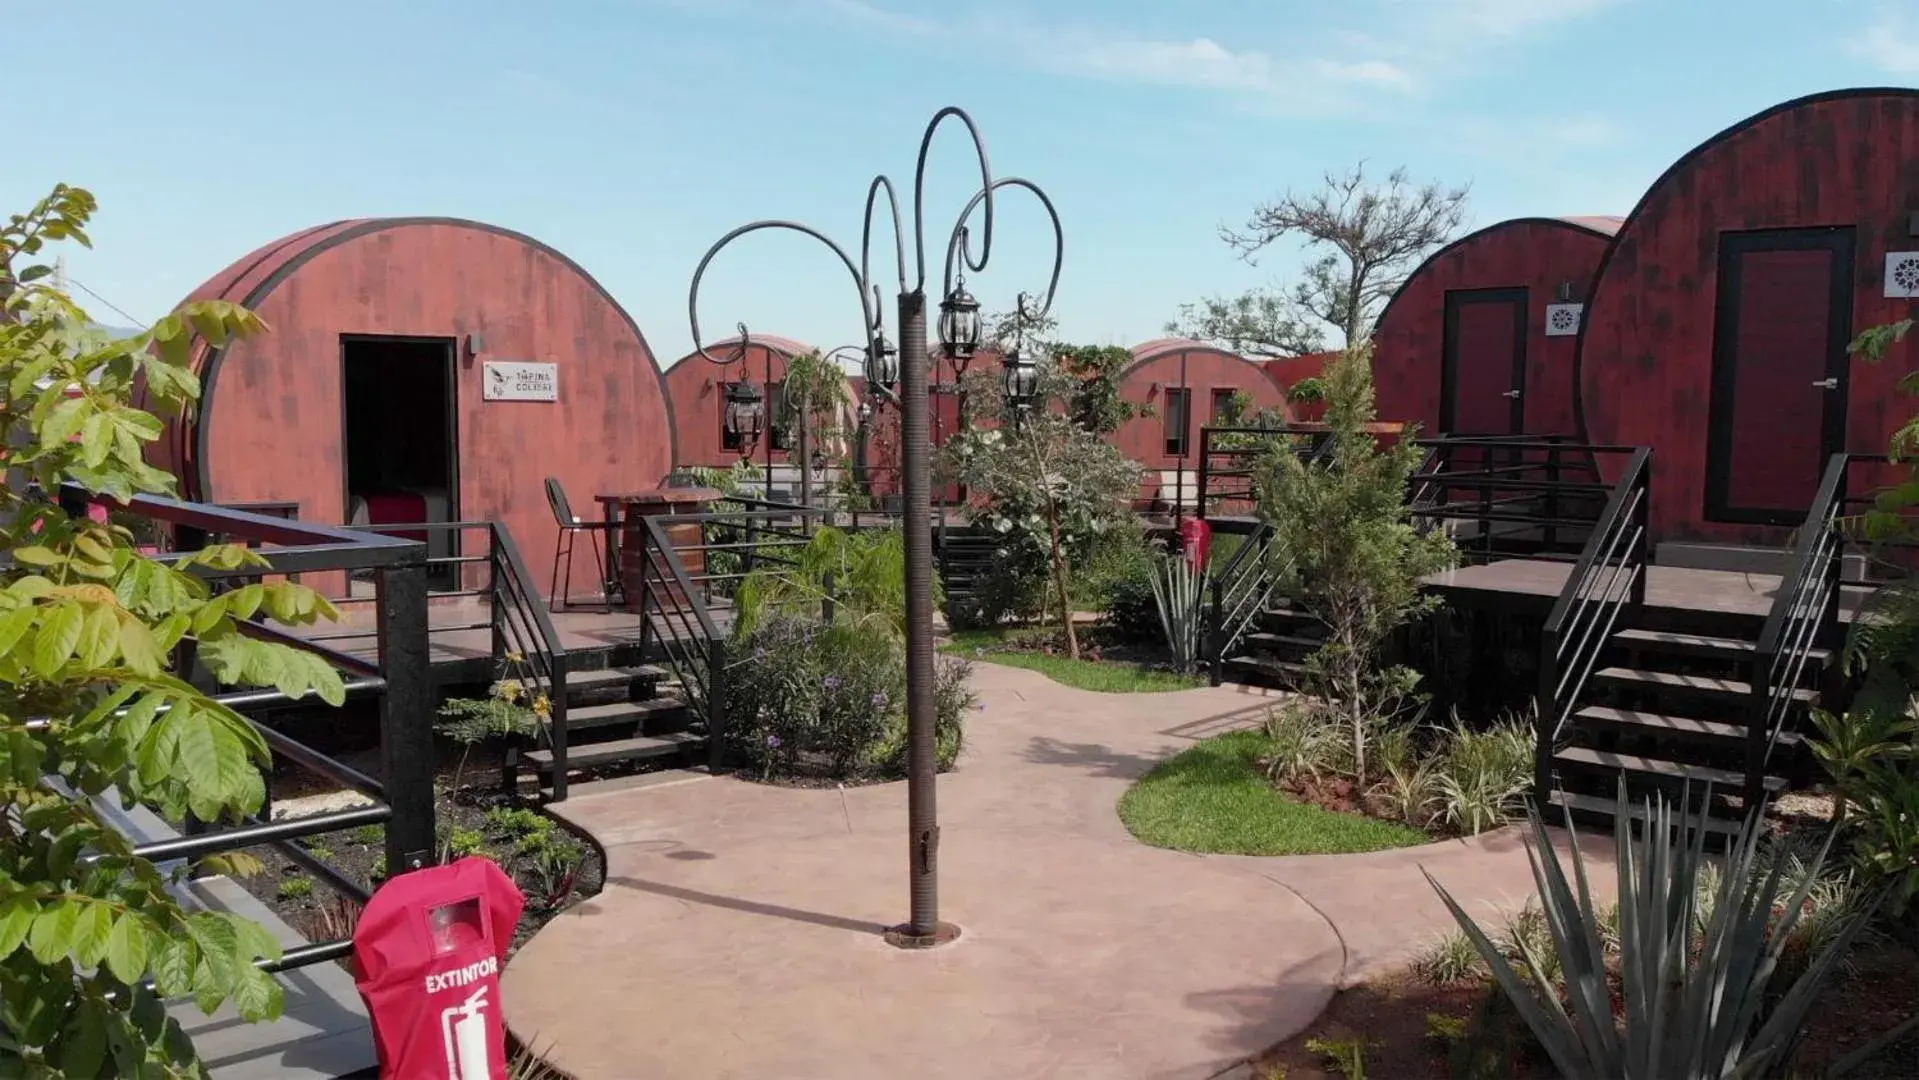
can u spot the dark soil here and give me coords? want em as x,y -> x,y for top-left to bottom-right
1255,938 -> 1919,1079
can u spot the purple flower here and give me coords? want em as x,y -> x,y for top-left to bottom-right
822,675 -> 841,690
871,691 -> 889,709
765,734 -> 782,749
976,703 -> 987,711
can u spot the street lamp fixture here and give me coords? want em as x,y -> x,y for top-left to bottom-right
868,330 -> 900,397
687,107 -> 1064,950
1000,349 -> 1040,413
938,283 -> 982,364
723,378 -> 765,453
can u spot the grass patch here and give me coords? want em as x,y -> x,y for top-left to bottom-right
941,629 -> 1206,693
1119,730 -> 1430,855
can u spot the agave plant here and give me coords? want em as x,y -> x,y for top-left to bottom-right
1425,781 -> 1878,1080
1150,551 -> 1206,673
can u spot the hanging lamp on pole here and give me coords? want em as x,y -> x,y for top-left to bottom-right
686,108 -> 1064,950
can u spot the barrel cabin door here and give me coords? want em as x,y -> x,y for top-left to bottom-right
1440,287 -> 1529,436
1704,228 -> 1854,526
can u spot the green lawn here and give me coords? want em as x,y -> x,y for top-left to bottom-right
1119,730 -> 1430,855
942,629 -> 1206,693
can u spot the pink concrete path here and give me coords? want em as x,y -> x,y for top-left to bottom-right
503,662 -> 1611,1079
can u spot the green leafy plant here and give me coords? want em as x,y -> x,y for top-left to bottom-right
1432,713 -> 1533,836
1262,703 -> 1344,783
436,675 -> 544,794
275,876 -> 315,902
1304,1035 -> 1374,1079
303,843 -> 334,862
437,825 -> 487,861
1371,756 -> 1442,827
1286,376 -> 1327,405
1413,929 -> 1484,985
352,824 -> 385,846
774,350 -> 853,505
1,186 -> 357,1075
943,359 -> 1144,656
1257,343 -> 1454,780
523,833 -> 586,910
732,525 -> 926,641
1148,553 -> 1206,674
483,806 -> 552,844
1426,784 -> 1877,1080
1081,525 -> 1162,643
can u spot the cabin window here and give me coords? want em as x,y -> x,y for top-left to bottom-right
1211,388 -> 1239,423
1164,388 -> 1191,456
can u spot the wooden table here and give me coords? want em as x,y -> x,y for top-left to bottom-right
595,488 -> 721,614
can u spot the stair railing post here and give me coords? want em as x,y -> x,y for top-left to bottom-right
377,560 -> 436,873
1630,456 -> 1650,606
706,635 -> 728,772
1544,443 -> 1561,551
1535,626 -> 1559,801
1207,563 -> 1225,687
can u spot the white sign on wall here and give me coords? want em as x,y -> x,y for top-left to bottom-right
1543,303 -> 1584,337
1886,252 -> 1919,299
482,361 -> 558,402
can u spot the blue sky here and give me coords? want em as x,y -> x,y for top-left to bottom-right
12,0 -> 1917,364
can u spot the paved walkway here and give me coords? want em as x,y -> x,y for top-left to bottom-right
504,662 -> 1612,1079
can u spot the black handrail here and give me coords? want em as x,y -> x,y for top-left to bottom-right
1745,453 -> 1848,805
1535,446 -> 1652,796
487,522 -> 572,799
63,486 -> 436,980
636,514 -> 727,771
1205,521 -> 1282,685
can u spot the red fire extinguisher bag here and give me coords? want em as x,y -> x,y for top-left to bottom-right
353,855 -> 526,1079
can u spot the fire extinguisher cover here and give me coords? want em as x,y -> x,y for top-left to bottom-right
1179,517 -> 1212,569
353,855 -> 526,1079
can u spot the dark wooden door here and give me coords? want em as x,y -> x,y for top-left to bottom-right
1441,288 -> 1528,435
1705,228 -> 1855,524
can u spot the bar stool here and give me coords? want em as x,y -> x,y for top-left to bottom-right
544,477 -> 618,612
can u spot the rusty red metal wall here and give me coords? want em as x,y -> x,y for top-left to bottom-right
151,218 -> 675,600
662,335 -> 813,469
1578,89 -> 1919,545
1113,341 -> 1294,504
1373,217 -> 1619,438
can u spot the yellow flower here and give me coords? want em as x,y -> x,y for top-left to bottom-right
532,694 -> 552,719
493,678 -> 525,703
504,650 -> 526,665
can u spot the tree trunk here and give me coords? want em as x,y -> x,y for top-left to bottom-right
798,411 -> 812,512
1047,509 -> 1078,660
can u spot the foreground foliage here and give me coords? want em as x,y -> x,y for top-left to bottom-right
1427,787 -> 1874,1080
1257,343 -> 1454,781
2,187 -> 350,1074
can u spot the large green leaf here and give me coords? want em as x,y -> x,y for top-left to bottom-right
0,896 -> 38,959
32,601 -> 83,676
104,911 -> 154,984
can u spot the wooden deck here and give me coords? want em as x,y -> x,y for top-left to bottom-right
294,595 -> 666,683
1423,558 -> 1871,621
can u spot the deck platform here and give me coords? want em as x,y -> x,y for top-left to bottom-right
1423,558 -> 1871,622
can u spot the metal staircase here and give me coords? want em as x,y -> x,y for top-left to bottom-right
1537,453 -> 1845,832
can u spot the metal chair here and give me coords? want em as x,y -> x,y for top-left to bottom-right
544,477 -> 618,612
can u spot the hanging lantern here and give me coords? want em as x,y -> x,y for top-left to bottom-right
1000,349 -> 1040,411
723,379 -> 765,452
867,330 -> 900,394
938,284 -> 981,363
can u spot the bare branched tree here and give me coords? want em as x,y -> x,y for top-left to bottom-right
1170,162 -> 1470,353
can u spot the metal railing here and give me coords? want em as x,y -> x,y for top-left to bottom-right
1746,453 -> 1847,806
336,521 -> 572,796
1409,436 -> 1616,563
1191,424 -> 1333,522
1204,519 -> 1283,685
1534,446 -> 1652,796
69,488 -> 435,976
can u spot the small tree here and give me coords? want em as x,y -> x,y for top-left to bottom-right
2,186 -> 351,1073
1170,163 -> 1470,353
1257,343 -> 1455,779
943,359 -> 1140,658
775,350 -> 852,507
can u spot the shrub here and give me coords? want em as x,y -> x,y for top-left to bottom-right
277,876 -> 316,902
436,674 -> 545,793
1432,712 -> 1533,836
1082,526 -> 1162,643
726,617 -> 904,779
1413,929 -> 1485,985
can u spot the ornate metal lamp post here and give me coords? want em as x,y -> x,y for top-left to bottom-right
688,107 -> 1062,947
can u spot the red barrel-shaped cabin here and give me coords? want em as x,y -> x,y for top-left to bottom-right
1577,87 -> 1919,545
1372,216 -> 1621,438
662,334 -> 817,468
1113,338 -> 1294,507
146,217 -> 677,599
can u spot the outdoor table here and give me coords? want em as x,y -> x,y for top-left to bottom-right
595,487 -> 721,614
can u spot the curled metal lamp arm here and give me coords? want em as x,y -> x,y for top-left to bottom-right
942,177 -> 1064,320
912,106 -> 994,292
862,175 -> 908,306
687,219 -> 878,366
